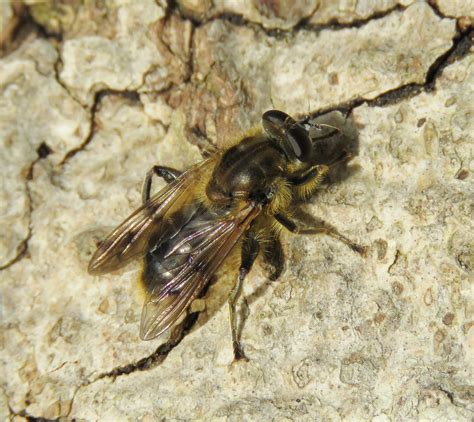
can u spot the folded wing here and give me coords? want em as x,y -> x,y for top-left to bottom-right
140,203 -> 261,340
88,160 -> 210,275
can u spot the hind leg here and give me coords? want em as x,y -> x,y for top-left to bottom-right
261,233 -> 285,281
229,231 -> 260,362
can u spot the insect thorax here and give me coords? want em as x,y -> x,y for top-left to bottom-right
206,136 -> 288,204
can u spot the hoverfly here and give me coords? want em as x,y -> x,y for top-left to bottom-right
88,110 -> 366,361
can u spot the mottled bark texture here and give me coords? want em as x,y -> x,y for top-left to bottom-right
0,1 -> 472,420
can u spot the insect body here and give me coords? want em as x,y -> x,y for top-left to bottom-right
88,110 -> 365,361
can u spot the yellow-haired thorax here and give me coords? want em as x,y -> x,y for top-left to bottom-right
196,154 -> 223,209
226,125 -> 263,147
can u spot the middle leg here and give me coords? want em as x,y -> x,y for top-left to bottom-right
274,212 -> 367,256
142,165 -> 182,204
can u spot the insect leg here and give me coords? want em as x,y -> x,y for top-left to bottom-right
274,213 -> 367,256
229,231 -> 260,361
290,164 -> 330,186
261,233 -> 285,281
290,151 -> 352,192
142,166 -> 182,204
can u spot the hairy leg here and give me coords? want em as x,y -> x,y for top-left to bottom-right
261,233 -> 285,281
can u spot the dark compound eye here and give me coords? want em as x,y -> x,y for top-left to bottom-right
262,110 -> 313,163
262,110 -> 290,140
285,124 -> 312,162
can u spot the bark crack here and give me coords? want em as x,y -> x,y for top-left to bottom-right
433,383 -> 473,410
0,143 -> 51,271
175,3 -> 407,37
437,385 -> 456,404
427,1 -> 449,20
58,89 -> 140,167
94,311 -> 199,381
63,312 -> 200,414
307,28 -> 473,119
3,386 -> 58,422
387,250 -> 402,275
8,406 -> 58,422
52,45 -> 88,110
293,4 -> 406,34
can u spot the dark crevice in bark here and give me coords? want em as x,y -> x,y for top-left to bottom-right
57,92 -> 99,167
37,142 -> 53,159
293,4 -> 406,34
371,26 -> 472,102
186,20 -> 196,85
387,250 -> 402,275
435,384 -> 472,409
94,312 -> 200,381
174,3 -> 407,38
5,388 -> 59,421
0,145 -> 51,271
437,385 -> 456,404
9,407 -> 58,422
52,46 -> 88,110
58,89 -> 141,167
21,4 -> 64,43
58,313 -> 199,416
306,28 -> 473,120
424,28 -> 473,89
426,1 -> 447,20
0,238 -> 29,271
1,4 -> 62,58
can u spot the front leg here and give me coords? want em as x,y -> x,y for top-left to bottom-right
274,213 -> 367,256
229,231 -> 260,362
291,151 -> 354,200
142,165 -> 182,205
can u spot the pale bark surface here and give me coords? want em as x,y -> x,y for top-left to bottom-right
0,1 -> 472,420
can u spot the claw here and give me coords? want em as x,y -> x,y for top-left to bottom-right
233,344 -> 249,362
351,243 -> 368,257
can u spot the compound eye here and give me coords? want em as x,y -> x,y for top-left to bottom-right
262,110 -> 312,162
262,110 -> 290,140
285,124 -> 312,162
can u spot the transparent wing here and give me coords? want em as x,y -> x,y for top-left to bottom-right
88,159 -> 210,275
140,204 -> 261,340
